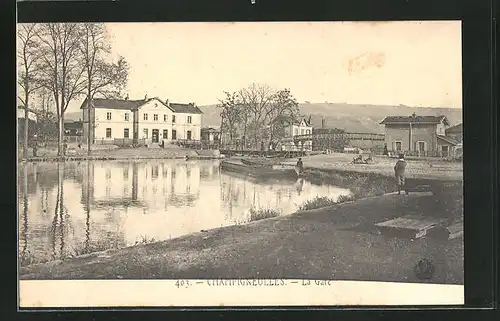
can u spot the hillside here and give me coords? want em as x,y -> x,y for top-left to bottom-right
198,103 -> 463,134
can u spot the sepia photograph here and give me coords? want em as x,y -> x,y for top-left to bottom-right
17,21 -> 464,307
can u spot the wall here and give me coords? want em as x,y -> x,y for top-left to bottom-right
384,123 -> 437,152
94,108 -> 133,141
172,113 -> 202,140
137,99 -> 175,142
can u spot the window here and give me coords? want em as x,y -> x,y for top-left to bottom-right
306,129 -> 311,135
124,113 -> 129,121
294,128 -> 298,136
172,130 -> 177,140
172,115 -> 176,123
395,141 -> 402,151
143,113 -> 148,121
143,128 -> 148,138
152,165 -> 159,179
163,129 -> 168,139
417,141 -> 426,152
106,112 -> 112,120
124,128 -> 130,138
301,129 -> 305,135
187,116 -> 192,124
164,114 -> 167,122
187,130 -> 192,140
153,114 -> 158,121
106,128 -> 112,138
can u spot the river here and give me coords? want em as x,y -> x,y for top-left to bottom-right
17,159 -> 351,266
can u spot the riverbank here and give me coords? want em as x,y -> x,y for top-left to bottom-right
19,146 -> 222,162
19,192 -> 463,283
296,153 -> 463,182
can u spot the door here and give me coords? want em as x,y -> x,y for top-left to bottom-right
152,129 -> 159,143
395,141 -> 402,151
172,130 -> 177,140
187,130 -> 192,140
163,129 -> 168,140
442,145 -> 449,157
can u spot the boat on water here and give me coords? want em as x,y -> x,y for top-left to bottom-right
220,157 -> 299,179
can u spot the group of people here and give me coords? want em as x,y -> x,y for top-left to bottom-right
295,153 -> 410,195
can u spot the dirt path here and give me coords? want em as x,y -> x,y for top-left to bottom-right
20,193 -> 463,284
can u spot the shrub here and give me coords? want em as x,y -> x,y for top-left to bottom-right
299,194 -> 355,211
248,207 -> 281,221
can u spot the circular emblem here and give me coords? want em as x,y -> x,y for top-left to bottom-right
414,258 -> 435,280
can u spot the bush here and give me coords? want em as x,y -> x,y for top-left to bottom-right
248,207 -> 281,221
299,194 -> 355,211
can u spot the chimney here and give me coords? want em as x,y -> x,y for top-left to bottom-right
125,94 -> 129,100
165,99 -> 169,107
321,118 -> 325,129
144,94 -> 148,101
411,112 -> 417,117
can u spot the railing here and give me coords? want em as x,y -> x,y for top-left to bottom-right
293,132 -> 385,141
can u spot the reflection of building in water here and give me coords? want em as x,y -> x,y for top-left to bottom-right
85,160 -> 201,209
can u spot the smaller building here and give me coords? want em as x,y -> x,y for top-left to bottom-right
380,113 -> 458,157
17,106 -> 38,142
64,120 -> 83,136
274,116 -> 313,151
201,127 -> 221,149
445,123 -> 463,143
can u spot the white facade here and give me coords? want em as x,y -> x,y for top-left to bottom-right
93,108 -> 133,142
17,107 -> 38,122
137,99 -> 175,144
84,98 -> 202,144
286,119 -> 312,137
280,118 -> 313,151
172,113 -> 202,140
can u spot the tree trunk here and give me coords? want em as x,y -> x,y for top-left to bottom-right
58,113 -> 64,157
23,96 -> 30,159
219,116 -> 224,148
87,94 -> 92,156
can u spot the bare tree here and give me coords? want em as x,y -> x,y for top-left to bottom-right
32,87 -> 58,145
217,91 -> 242,142
36,23 -> 87,157
239,83 -> 276,149
17,23 -> 43,158
267,88 -> 300,142
79,23 -> 129,154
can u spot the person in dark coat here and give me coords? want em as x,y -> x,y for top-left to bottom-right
383,144 -> 389,156
296,157 -> 304,176
394,154 -> 409,195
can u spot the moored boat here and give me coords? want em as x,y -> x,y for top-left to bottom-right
220,157 -> 297,179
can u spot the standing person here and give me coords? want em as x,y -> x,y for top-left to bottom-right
295,157 -> 304,177
383,144 -> 389,156
394,154 -> 409,195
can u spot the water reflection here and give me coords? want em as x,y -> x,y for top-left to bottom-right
18,160 -> 350,265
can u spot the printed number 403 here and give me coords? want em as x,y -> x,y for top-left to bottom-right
175,280 -> 191,288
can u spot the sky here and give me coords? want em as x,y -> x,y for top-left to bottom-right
66,21 -> 462,113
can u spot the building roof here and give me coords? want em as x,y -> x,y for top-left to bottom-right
380,115 -> 449,125
80,97 -> 150,110
201,127 -> 220,132
169,103 -> 203,114
445,123 -> 463,134
437,135 -> 458,145
64,121 -> 83,129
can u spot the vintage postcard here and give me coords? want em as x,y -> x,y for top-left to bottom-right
17,21 -> 464,308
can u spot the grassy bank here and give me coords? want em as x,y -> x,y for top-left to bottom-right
19,193 -> 463,283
